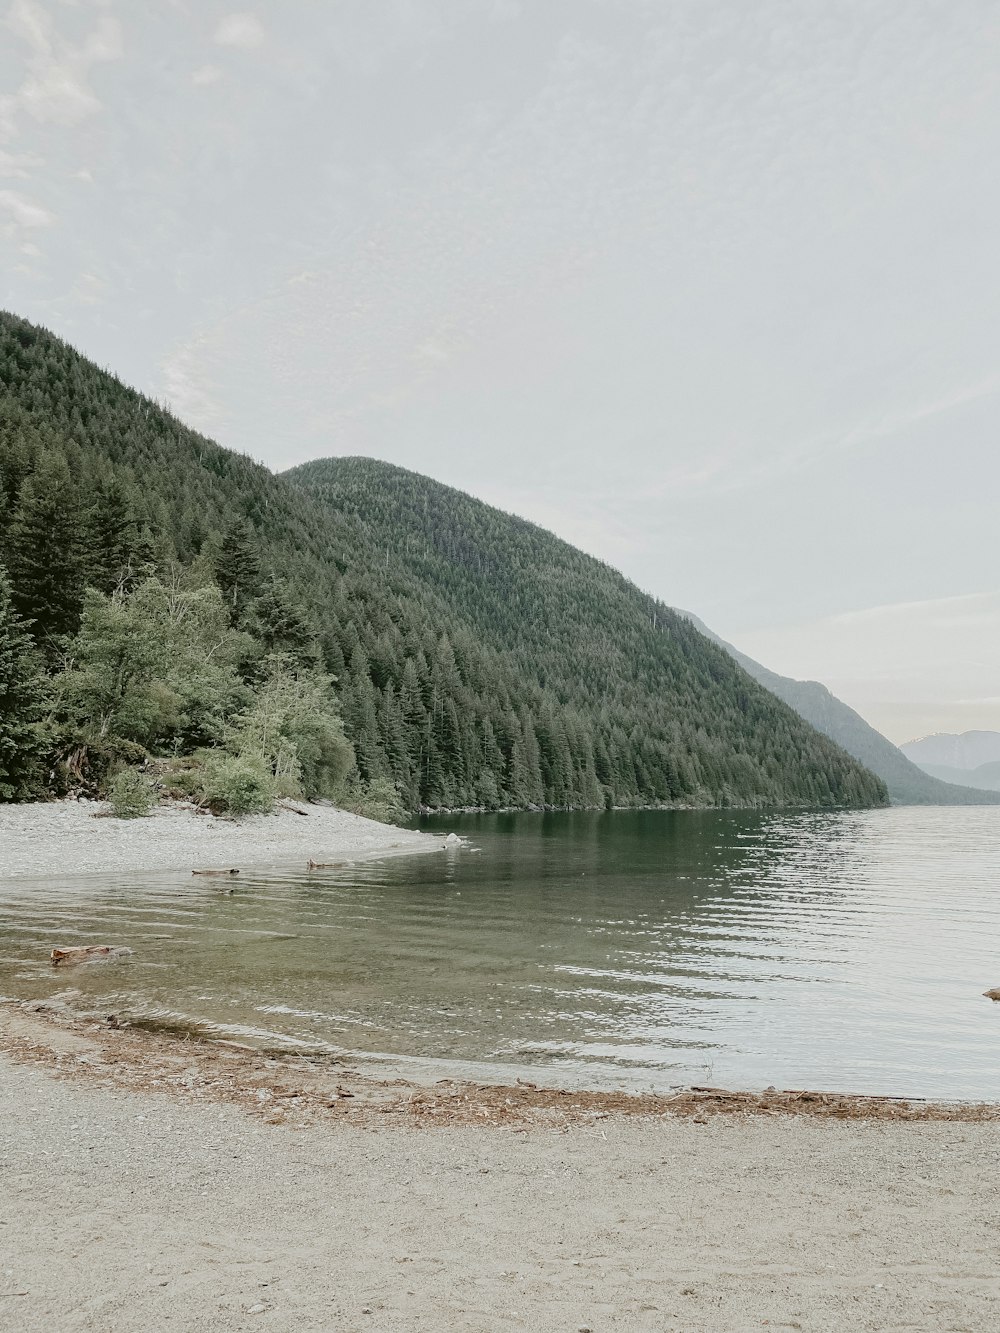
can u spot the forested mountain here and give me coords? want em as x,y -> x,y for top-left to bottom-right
677,612 -> 1000,806
285,457 -> 884,809
0,311 -> 886,813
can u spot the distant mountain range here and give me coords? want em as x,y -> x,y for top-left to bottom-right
677,614 -> 1000,806
901,730 -> 1000,769
899,732 -> 1000,792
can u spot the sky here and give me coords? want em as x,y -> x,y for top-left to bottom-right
2,0 -> 998,744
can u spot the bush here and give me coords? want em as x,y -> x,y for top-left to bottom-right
337,775 -> 405,824
107,766 -> 157,819
196,751 -> 275,815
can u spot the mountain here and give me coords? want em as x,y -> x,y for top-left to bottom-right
676,613 -> 1000,806
900,731 -> 1000,771
0,310 -> 886,812
914,760 -> 1000,792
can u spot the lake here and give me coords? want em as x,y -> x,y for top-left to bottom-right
1,806 -> 998,1099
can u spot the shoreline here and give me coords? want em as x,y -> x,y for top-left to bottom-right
0,798 -> 443,881
5,1038 -> 999,1333
3,1001 -> 996,1126
4,1009 -> 1000,1329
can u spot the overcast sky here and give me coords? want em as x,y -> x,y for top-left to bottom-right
2,0 -> 997,743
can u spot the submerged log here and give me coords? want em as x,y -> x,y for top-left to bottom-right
51,945 -> 133,966
192,868 -> 240,876
307,859 -> 343,869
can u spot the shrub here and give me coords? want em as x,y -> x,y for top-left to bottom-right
337,775 -> 405,824
196,751 -> 275,815
107,766 -> 157,819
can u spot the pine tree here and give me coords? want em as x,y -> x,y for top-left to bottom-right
84,476 -> 144,593
6,449 -> 85,649
215,517 -> 264,624
0,565 -> 49,799
245,576 -> 320,667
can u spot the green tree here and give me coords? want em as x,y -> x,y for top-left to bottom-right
243,576 -> 320,667
84,476 -> 148,593
55,577 -> 248,755
215,517 -> 264,624
222,657 -> 354,799
0,566 -> 50,800
6,449 -> 85,649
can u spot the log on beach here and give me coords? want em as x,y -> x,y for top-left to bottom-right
51,945 -> 133,966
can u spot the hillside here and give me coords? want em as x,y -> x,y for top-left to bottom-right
0,311 -> 886,812
677,613 -> 1000,806
286,456 -> 884,808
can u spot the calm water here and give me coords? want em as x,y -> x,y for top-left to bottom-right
1,807 -> 998,1099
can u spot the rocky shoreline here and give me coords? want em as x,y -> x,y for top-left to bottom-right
0,798 -> 442,881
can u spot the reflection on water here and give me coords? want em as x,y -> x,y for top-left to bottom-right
1,807 -> 998,1098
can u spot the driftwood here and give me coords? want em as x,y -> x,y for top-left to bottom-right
192,868 -> 240,877
307,859 -> 344,870
51,945 -> 133,967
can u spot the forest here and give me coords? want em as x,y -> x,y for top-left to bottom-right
0,311 -> 887,815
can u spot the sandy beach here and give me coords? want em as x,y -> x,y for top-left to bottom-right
2,1006 -> 999,1332
0,799 -> 442,880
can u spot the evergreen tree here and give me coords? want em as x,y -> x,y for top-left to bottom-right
244,576 -> 320,667
84,475 -> 145,593
6,449 -> 85,649
215,517 -> 264,624
0,566 -> 49,800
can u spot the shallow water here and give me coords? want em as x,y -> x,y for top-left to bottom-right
1,806 -> 998,1098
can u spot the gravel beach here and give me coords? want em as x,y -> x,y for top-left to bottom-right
0,799 -> 441,880
3,1038 -> 999,1333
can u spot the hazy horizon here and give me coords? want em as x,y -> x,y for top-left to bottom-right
3,1 -> 998,743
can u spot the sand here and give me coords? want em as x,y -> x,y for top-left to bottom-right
2,1009 -> 1000,1332
0,799 -> 442,880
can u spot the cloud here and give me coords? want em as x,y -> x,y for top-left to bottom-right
414,339 -> 450,363
161,330 -> 226,434
18,62 -> 102,125
0,187 -> 54,229
0,147 -> 38,178
214,13 -> 265,49
71,272 -> 104,305
4,3 -> 123,128
191,64 -> 224,87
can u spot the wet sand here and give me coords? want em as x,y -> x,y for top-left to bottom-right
2,1006 -> 999,1332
